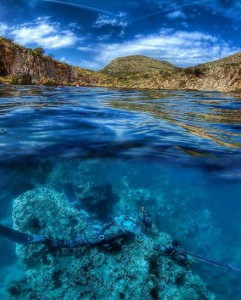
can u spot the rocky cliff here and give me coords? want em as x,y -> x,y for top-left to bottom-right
102,53 -> 241,92
1,36 -> 241,92
0,37 -> 111,86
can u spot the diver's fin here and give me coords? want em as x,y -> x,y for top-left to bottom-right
0,223 -> 46,245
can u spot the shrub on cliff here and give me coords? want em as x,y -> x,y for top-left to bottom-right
11,73 -> 32,85
184,66 -> 204,76
47,54 -> 55,59
33,47 -> 45,57
39,78 -> 59,86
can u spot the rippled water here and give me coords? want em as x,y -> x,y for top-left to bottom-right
0,85 -> 241,299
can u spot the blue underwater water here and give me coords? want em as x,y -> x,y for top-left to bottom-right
0,85 -> 241,298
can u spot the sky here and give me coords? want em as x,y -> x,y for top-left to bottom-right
0,0 -> 241,70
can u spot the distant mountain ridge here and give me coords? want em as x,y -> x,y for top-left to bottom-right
1,36 -> 241,92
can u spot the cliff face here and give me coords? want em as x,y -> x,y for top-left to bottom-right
102,53 -> 241,92
1,36 -> 241,92
0,37 -> 110,86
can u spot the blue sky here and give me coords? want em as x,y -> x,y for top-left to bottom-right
0,0 -> 241,70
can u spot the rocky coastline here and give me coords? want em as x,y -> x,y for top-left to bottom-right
1,36 -> 241,92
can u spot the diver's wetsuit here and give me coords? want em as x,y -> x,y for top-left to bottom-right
0,212 -> 152,249
2,211 -> 229,273
1,210 -> 185,263
50,215 -> 147,249
2,210 -> 241,275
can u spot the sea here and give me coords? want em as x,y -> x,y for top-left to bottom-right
0,85 -> 241,299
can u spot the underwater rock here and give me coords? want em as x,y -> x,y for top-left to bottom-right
47,159 -> 118,220
76,182 -> 116,221
8,188 -> 215,299
45,159 -> 218,257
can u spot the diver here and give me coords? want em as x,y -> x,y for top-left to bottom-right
1,207 -> 241,275
0,207 -> 153,250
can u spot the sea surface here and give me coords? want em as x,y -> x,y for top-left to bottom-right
0,85 -> 241,298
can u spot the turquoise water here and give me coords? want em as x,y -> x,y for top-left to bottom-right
0,85 -> 241,299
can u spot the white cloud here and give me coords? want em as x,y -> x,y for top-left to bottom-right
79,60 -> 102,70
60,57 -> 70,64
77,46 -> 97,51
10,17 -> 78,49
152,0 -> 241,20
167,10 -> 186,19
80,29 -> 240,69
93,15 -> 128,28
0,23 -> 8,36
69,23 -> 81,30
93,14 -> 128,41
96,34 -> 112,41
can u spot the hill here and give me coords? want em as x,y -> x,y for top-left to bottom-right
101,55 -> 178,76
100,53 -> 241,92
1,36 -> 241,92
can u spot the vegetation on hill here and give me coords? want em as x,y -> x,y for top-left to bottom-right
101,55 -> 178,76
1,36 -> 241,92
0,37 -> 112,86
100,53 -> 241,92
100,55 -> 180,88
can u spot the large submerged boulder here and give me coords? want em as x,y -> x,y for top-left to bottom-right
8,188 -> 215,299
